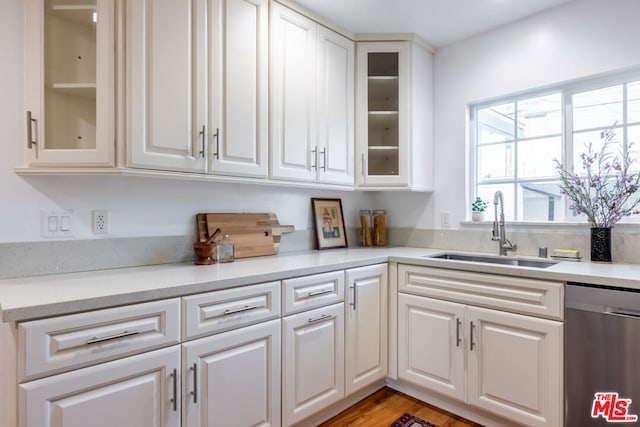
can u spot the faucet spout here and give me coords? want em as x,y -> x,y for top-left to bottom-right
491,191 -> 517,255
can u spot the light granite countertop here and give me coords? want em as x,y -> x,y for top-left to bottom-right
2,246 -> 640,322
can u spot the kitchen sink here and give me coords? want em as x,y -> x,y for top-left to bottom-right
426,253 -> 557,269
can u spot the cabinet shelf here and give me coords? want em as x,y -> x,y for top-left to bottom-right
50,83 -> 97,99
368,112 -> 399,129
48,5 -> 96,26
368,145 -> 398,150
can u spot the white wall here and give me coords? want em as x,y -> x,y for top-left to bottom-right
0,0 -> 369,244
383,0 -> 640,229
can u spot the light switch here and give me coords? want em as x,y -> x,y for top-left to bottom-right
60,216 -> 71,231
47,215 -> 59,232
41,210 -> 75,238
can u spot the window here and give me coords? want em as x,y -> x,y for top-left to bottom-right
471,71 -> 640,223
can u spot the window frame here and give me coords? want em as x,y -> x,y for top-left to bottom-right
469,67 -> 640,224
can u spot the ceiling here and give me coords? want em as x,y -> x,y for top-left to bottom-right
292,0 -> 576,48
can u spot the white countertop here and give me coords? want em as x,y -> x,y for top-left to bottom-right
2,246 -> 640,322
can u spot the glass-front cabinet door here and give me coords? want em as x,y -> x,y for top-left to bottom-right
356,41 -> 410,187
25,0 -> 114,167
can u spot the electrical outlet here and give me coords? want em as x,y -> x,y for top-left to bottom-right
92,210 -> 109,234
441,211 -> 450,228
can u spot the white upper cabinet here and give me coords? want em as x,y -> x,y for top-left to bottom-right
317,26 -> 355,185
126,0 -> 207,173
269,3 -> 318,182
355,40 -> 433,190
126,0 -> 268,177
270,2 -> 354,186
25,0 -> 115,167
209,0 -> 269,177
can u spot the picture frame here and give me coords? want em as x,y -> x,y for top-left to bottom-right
311,198 -> 348,250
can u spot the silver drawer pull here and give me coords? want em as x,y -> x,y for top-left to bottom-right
308,314 -> 334,324
86,330 -> 140,345
307,289 -> 332,297
223,305 -> 260,316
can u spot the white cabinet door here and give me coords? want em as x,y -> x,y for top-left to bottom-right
19,346 -> 180,427
269,2 -> 317,182
467,306 -> 562,427
183,319 -> 280,427
25,0 -> 115,167
282,303 -> 345,426
355,41 -> 433,190
127,0 -> 208,173
345,264 -> 387,395
209,0 -> 268,178
316,27 -> 354,186
398,293 -> 466,401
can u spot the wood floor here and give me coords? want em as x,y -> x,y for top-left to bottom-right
318,387 -> 483,427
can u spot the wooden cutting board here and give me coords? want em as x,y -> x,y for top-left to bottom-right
198,213 -> 295,259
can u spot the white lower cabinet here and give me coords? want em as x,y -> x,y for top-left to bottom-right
282,303 -> 345,426
345,264 -> 388,395
398,292 -> 562,427
183,319 -> 281,427
19,346 -> 181,427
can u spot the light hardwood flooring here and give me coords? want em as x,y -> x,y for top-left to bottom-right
318,387 -> 484,427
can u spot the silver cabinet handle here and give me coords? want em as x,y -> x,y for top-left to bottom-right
223,305 -> 260,316
456,318 -> 462,347
213,128 -> 220,159
86,330 -> 140,345
307,289 -> 332,297
350,285 -> 357,311
311,146 -> 317,169
361,153 -> 365,177
199,125 -> 206,157
320,148 -> 326,171
170,368 -> 178,411
190,363 -> 198,404
308,313 -> 333,324
470,321 -> 476,351
27,111 -> 37,149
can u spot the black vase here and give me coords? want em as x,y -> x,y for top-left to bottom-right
590,227 -> 612,263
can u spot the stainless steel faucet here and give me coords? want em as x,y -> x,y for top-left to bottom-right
491,191 -> 517,256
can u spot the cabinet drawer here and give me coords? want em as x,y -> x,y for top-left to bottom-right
18,299 -> 180,381
283,270 -> 344,315
182,281 -> 280,340
398,264 -> 563,320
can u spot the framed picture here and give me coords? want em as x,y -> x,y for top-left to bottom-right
311,198 -> 347,249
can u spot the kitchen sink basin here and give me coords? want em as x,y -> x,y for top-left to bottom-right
426,253 -> 557,268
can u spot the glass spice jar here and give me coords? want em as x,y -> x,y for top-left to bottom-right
217,234 -> 235,263
372,210 -> 387,246
359,209 -> 372,246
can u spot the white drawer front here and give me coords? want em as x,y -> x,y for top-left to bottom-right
283,270 -> 344,315
398,264 -> 563,320
18,299 -> 181,381
182,281 -> 280,340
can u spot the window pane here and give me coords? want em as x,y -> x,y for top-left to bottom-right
476,184 -> 515,222
629,81 -> 640,124
573,129 -> 623,174
573,85 -> 623,131
517,93 -> 561,138
628,125 -> 640,172
477,102 -> 515,144
517,136 -> 561,178
478,143 -> 514,180
518,182 -> 563,221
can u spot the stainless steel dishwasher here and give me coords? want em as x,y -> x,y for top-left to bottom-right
565,282 -> 640,426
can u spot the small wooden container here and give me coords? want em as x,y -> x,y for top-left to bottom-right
193,242 -> 216,265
